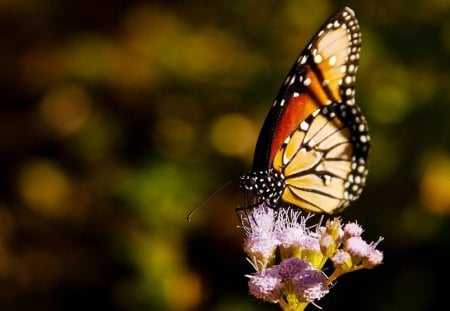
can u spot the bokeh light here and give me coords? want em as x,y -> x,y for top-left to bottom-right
210,114 -> 257,159
420,152 -> 450,215
1,1 -> 450,310
18,159 -> 72,217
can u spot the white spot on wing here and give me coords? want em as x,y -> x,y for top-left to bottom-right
314,54 -> 323,63
300,121 -> 309,131
299,55 -> 307,64
289,75 -> 296,86
328,55 -> 337,66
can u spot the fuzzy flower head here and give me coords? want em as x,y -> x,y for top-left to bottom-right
241,203 -> 279,269
246,257 -> 328,305
240,203 -> 277,235
277,257 -> 313,279
278,257 -> 328,303
331,250 -> 353,272
248,267 -> 283,303
243,231 -> 278,269
344,236 -> 370,259
273,208 -> 325,267
293,269 -> 329,302
239,204 -> 384,311
364,248 -> 384,267
363,237 -> 384,268
343,221 -> 364,238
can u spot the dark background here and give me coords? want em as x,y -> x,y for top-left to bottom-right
1,0 -> 449,310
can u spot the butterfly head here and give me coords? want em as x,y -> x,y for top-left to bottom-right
239,169 -> 285,207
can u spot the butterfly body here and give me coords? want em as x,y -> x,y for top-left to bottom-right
239,7 -> 370,214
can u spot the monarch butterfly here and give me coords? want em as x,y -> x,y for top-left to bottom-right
239,7 -> 370,214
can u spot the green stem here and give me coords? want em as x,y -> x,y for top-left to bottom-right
326,269 -> 342,285
327,265 -> 367,286
294,302 -> 309,311
278,295 -> 309,311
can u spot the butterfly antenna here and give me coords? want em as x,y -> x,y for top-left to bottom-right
186,180 -> 233,222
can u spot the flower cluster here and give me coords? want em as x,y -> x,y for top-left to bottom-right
239,203 -> 383,311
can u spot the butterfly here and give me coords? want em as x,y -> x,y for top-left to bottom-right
239,7 -> 370,214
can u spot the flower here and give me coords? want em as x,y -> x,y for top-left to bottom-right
364,249 -> 384,267
331,250 -> 353,272
320,233 -> 336,257
278,257 -> 329,303
239,203 -> 384,311
243,231 -> 278,269
293,269 -> 329,302
344,236 -> 370,258
277,257 -> 313,279
246,256 -> 329,306
363,237 -> 384,267
248,267 -> 283,303
240,203 -> 277,234
343,221 -> 364,237
241,203 -> 279,269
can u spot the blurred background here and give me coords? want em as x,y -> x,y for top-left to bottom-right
1,0 -> 450,310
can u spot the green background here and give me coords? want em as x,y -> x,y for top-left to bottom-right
1,0 -> 449,310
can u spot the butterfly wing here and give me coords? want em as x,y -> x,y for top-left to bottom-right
250,7 -> 369,213
252,7 -> 362,170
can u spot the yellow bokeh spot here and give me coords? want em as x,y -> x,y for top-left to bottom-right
164,271 -> 202,311
420,153 -> 450,215
40,84 -> 92,136
18,159 -> 72,217
210,114 -> 257,158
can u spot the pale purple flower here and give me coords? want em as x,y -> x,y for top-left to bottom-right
296,235 -> 321,252
364,237 -> 384,267
275,206 -> 306,230
275,208 -> 322,252
344,236 -> 370,257
241,204 -> 279,267
243,231 -> 278,266
320,234 -> 334,249
365,249 -> 384,266
277,257 -> 313,279
248,267 -> 283,303
274,257 -> 329,303
331,250 -> 353,271
293,269 -> 329,302
343,221 -> 364,237
240,203 -> 276,235
239,205 -> 384,309
276,226 -> 305,248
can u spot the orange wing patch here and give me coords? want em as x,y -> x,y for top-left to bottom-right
269,92 -> 320,164
240,8 -> 367,214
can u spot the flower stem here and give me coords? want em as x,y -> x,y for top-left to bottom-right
326,270 -> 342,285
327,264 -> 368,285
278,295 -> 309,311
